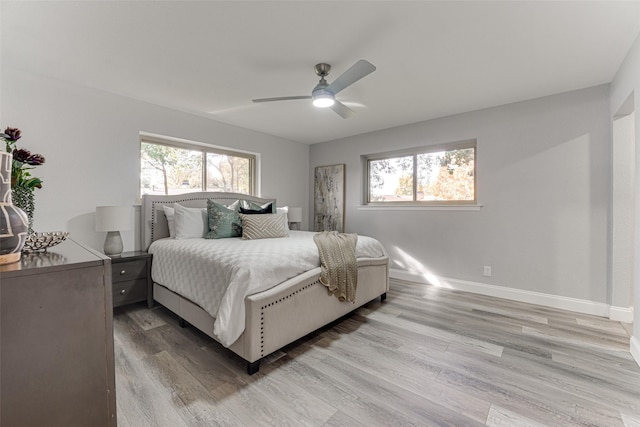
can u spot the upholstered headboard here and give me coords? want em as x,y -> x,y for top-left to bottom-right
141,192 -> 277,250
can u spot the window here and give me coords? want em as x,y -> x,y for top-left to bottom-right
365,140 -> 476,204
140,134 -> 256,196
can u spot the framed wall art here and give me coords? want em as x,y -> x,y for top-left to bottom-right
314,164 -> 345,232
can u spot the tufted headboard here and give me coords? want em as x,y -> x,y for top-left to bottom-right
141,192 -> 276,250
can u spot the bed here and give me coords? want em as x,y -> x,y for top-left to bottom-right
141,192 -> 389,374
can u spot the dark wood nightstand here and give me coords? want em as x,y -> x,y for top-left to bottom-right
110,251 -> 152,308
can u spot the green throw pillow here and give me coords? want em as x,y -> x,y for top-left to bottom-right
206,200 -> 242,239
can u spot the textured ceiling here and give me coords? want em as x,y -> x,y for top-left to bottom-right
3,1 -> 640,144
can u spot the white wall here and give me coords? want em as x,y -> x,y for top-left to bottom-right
310,85 -> 611,309
610,113 -> 635,315
1,68 -> 309,251
611,32 -> 640,365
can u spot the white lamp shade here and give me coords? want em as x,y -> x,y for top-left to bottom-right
95,206 -> 131,232
288,207 -> 302,223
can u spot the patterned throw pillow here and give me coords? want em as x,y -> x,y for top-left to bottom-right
206,200 -> 242,239
239,213 -> 288,240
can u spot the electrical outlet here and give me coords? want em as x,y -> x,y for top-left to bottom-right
483,265 -> 492,277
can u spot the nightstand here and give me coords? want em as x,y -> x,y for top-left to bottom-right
110,251 -> 152,308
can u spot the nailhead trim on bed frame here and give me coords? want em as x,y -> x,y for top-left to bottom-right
259,280 -> 320,357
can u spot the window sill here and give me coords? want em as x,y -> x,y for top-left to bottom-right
357,204 -> 483,211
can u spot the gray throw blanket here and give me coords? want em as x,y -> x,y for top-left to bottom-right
313,231 -> 358,303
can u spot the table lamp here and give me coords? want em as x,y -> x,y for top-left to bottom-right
288,207 -> 302,230
95,206 -> 131,256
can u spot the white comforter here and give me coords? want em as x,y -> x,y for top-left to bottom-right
148,230 -> 387,346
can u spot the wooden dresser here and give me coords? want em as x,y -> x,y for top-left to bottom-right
0,239 -> 116,427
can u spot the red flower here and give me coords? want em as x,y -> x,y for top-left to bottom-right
2,126 -> 45,191
2,127 -> 21,142
26,153 -> 45,166
12,148 -> 31,163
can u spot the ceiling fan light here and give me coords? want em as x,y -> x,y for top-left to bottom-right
313,96 -> 335,108
312,88 -> 335,108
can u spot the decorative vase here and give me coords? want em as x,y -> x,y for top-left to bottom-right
12,184 -> 35,233
0,152 -> 29,264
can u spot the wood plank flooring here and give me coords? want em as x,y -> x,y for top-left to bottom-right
114,279 -> 640,426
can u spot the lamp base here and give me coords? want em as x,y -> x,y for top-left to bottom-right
103,231 -> 123,256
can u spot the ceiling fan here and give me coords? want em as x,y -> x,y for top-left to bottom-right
252,59 -> 376,119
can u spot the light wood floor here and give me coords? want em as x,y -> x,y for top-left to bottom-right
114,280 -> 640,426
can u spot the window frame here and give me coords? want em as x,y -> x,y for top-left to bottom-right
363,139 -> 477,206
139,132 -> 257,197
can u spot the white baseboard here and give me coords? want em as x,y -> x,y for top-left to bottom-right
609,306 -> 635,323
631,336 -> 640,368
390,269 -> 611,318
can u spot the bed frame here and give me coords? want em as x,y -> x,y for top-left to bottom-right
142,192 -> 389,374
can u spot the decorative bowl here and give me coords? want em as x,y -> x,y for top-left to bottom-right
23,231 -> 70,252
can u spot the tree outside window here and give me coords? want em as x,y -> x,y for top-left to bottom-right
206,153 -> 250,194
140,139 -> 255,196
367,141 -> 476,204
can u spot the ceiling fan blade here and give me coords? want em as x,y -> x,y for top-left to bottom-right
327,60 -> 376,95
331,100 -> 355,119
252,96 -> 311,103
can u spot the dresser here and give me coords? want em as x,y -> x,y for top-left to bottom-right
0,239 -> 116,427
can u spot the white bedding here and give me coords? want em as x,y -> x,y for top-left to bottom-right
148,230 -> 388,346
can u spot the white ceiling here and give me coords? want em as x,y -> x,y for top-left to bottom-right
3,1 -> 640,144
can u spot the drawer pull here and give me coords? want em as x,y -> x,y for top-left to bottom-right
120,289 -> 126,295
120,270 -> 126,275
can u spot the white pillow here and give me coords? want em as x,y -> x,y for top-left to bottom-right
276,206 -> 290,230
173,203 -> 208,239
163,205 -> 175,238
